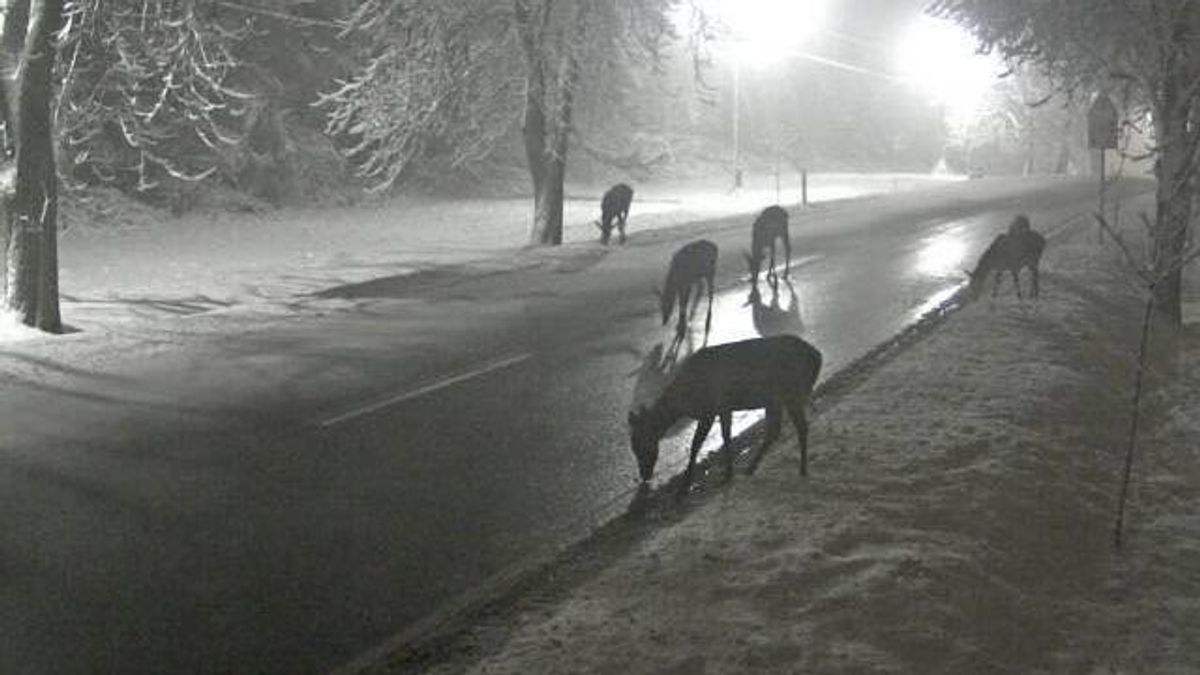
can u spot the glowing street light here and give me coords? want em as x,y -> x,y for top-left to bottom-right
894,15 -> 1002,132
700,0 -> 831,189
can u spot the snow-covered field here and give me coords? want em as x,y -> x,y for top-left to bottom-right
360,201 -> 1200,674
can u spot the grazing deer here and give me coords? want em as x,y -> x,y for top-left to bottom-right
747,205 -> 791,284
657,239 -> 718,338
968,216 -> 1046,299
627,334 -> 823,485
595,183 -> 634,245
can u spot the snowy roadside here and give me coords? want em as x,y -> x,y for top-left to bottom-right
356,200 -> 1200,673
52,173 -> 967,328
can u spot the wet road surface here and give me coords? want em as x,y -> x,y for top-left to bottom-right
0,179 -> 1150,674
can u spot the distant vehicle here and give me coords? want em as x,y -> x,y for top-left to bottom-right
968,167 -> 986,179
595,183 -> 633,245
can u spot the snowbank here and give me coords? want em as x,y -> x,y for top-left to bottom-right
361,202 -> 1200,673
0,310 -> 44,343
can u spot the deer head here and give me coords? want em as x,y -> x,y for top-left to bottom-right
744,250 -> 762,283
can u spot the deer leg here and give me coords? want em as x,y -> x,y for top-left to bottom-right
719,411 -> 735,479
1031,265 -> 1040,298
762,403 -> 783,452
618,212 -> 627,244
1012,269 -> 1023,299
785,399 -> 810,477
676,286 -> 692,337
684,416 -> 715,487
992,271 -> 1003,298
704,274 -> 714,339
782,233 -> 792,279
689,281 -> 703,318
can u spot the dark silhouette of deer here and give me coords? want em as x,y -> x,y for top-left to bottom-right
746,205 -> 791,284
968,215 -> 1046,298
595,183 -> 633,245
628,334 -> 823,485
657,239 -> 718,338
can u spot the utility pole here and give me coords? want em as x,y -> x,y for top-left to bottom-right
732,59 -> 742,190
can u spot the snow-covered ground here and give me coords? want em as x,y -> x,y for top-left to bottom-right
357,198 -> 1200,674
8,174 -> 1197,673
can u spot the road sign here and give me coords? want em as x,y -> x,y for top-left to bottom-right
1088,95 -> 1119,149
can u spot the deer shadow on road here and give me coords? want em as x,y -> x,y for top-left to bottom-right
746,276 -> 806,339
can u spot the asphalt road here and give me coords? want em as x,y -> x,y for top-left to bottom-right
0,178 -> 1152,674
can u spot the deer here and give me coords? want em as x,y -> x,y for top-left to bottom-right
595,183 -> 634,245
746,205 -> 791,284
657,239 -> 718,339
967,214 -> 1046,299
627,334 -> 822,487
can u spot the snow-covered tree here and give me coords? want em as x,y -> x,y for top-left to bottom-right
54,0 -> 259,202
1,0 -> 63,332
932,0 -> 1200,324
320,0 -> 687,246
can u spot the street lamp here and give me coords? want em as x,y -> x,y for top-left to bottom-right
732,56 -> 742,190
712,0 -> 830,192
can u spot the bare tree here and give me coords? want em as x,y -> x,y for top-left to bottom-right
1,0 -> 63,332
932,0 -> 1200,324
320,0 -> 685,246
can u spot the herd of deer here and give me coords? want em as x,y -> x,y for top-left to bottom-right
593,183 -> 1046,489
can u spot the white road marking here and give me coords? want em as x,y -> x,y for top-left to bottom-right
318,352 -> 532,428
755,253 -> 824,280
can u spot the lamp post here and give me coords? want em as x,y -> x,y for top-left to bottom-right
732,56 -> 742,190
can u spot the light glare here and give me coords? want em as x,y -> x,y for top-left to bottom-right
703,0 -> 830,67
895,16 -> 1002,128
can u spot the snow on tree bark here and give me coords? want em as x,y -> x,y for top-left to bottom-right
2,0 -> 62,333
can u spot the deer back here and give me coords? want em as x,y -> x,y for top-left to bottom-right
664,240 -> 718,288
973,230 -> 1045,278
662,335 -> 822,416
602,183 -> 633,216
660,240 -> 718,320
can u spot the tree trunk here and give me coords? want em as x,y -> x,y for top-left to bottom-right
514,0 -> 552,244
1149,62 -> 1196,326
527,0 -> 588,247
1144,12 -> 1200,327
6,0 -> 62,333
533,154 -> 564,245
1152,143 -> 1189,325
0,0 -> 27,157
523,75 -> 549,242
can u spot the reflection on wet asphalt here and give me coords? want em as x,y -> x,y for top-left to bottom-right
635,212 -> 992,491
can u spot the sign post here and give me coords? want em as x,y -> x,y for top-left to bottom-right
1088,94 -> 1120,241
